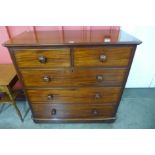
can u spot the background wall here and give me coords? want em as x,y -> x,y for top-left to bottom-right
0,26 -> 154,88
121,26 -> 155,88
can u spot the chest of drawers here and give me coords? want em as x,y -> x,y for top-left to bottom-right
4,29 -> 141,123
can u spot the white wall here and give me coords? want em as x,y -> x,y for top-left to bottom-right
121,26 -> 155,88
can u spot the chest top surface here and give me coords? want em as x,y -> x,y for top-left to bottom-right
4,29 -> 142,47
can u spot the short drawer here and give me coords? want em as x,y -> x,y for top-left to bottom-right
14,48 -> 70,68
74,47 -> 133,67
31,103 -> 116,119
27,87 -> 121,104
21,68 -> 126,87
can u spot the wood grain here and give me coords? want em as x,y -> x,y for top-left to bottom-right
27,87 -> 121,104
74,47 -> 133,67
0,64 -> 16,85
21,68 -> 127,87
31,103 -> 116,119
14,48 -> 70,68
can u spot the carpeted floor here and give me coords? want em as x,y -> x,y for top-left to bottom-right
0,88 -> 155,129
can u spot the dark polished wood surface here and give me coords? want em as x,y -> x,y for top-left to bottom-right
27,87 -> 121,104
31,103 -> 116,119
3,28 -> 141,123
21,68 -> 126,87
74,47 -> 133,67
14,48 -> 70,68
4,29 -> 141,47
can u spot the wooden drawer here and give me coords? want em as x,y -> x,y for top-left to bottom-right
32,103 -> 116,119
21,68 -> 126,87
27,87 -> 121,104
14,48 -> 70,68
74,47 -> 133,67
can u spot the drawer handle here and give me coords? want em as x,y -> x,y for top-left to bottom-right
43,76 -> 51,82
51,109 -> 56,115
99,54 -> 107,62
47,94 -> 53,100
38,56 -> 47,63
95,93 -> 101,99
96,75 -> 103,81
92,109 -> 98,115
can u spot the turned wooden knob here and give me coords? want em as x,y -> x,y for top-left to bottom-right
95,93 -> 101,99
51,109 -> 56,115
99,54 -> 107,62
47,94 -> 53,100
96,75 -> 103,81
92,109 -> 98,115
43,76 -> 51,82
38,56 -> 47,63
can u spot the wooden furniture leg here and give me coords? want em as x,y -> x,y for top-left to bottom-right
5,85 -> 23,122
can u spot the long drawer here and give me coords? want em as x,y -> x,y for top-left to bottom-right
74,47 -> 133,67
14,48 -> 71,68
31,103 -> 116,119
21,68 -> 126,87
26,87 -> 121,104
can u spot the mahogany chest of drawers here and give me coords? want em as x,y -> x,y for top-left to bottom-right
4,29 -> 141,123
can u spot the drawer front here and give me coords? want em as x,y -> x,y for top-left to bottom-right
32,104 -> 116,119
21,68 -> 126,87
14,48 -> 70,68
27,87 -> 121,104
74,47 -> 133,67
